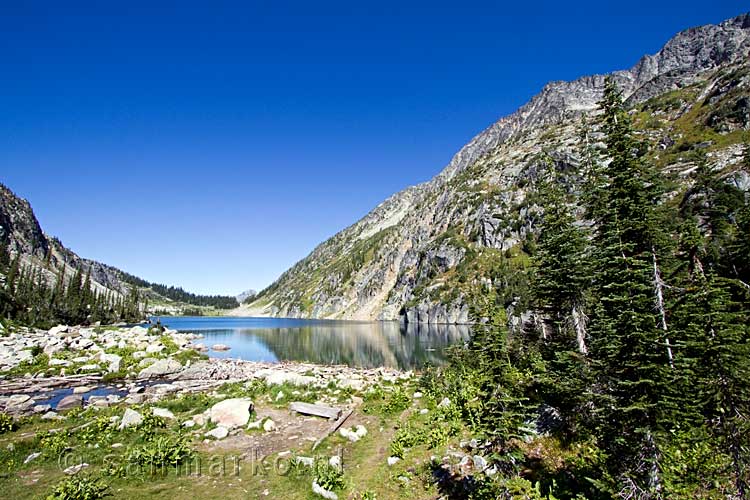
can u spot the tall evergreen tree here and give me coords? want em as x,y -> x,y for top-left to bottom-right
586,77 -> 673,497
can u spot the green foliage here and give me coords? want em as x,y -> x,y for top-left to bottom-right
46,474 -> 110,500
0,412 -> 17,433
135,408 -> 167,439
313,458 -> 346,491
127,435 -> 192,470
39,430 -> 71,457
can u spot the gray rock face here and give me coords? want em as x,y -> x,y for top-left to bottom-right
245,14 -> 750,325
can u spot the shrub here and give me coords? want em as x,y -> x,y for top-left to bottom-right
314,458 -> 345,491
127,435 -> 192,470
0,413 -> 16,434
136,408 -> 166,439
46,474 -> 110,500
39,431 -> 70,457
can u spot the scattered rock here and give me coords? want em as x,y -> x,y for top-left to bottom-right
152,407 -> 175,419
63,463 -> 89,475
247,419 -> 263,430
263,419 -> 277,432
56,394 -> 83,411
295,456 -> 314,467
312,480 -> 338,500
339,425 -> 367,442
209,398 -> 254,429
118,409 -> 143,430
205,426 -> 229,440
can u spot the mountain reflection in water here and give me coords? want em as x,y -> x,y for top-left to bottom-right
152,316 -> 470,369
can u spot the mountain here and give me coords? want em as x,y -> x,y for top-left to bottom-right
242,13 -> 750,324
0,183 -> 238,314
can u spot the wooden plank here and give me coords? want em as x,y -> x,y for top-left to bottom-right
289,401 -> 342,420
312,409 -> 353,451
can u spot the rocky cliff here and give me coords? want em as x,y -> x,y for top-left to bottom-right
244,13 -> 750,324
0,183 -> 132,296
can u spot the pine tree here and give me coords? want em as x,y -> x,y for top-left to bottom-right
586,77 -> 673,496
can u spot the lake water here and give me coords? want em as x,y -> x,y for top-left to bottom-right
150,316 -> 471,370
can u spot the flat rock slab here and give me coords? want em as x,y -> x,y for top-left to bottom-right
289,402 -> 342,420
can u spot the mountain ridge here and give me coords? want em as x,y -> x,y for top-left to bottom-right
241,12 -> 750,323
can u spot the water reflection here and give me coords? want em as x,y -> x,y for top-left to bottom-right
153,317 -> 470,370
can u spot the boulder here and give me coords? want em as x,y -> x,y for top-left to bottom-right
56,394 -> 83,411
137,358 -> 182,379
209,398 -> 253,429
211,344 -> 231,351
73,386 -> 93,394
152,407 -> 175,419
118,409 -> 143,430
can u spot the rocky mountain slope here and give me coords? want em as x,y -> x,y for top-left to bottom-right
0,183 -> 237,314
243,13 -> 750,324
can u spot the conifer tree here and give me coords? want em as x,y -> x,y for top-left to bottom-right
586,77 -> 673,496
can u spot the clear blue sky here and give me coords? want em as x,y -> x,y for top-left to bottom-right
1,1 -> 745,295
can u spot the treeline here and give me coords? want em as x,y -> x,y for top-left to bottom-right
0,243 -> 143,328
424,79 -> 750,499
118,272 -> 238,309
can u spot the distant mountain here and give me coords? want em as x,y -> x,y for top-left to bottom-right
236,289 -> 257,304
242,13 -> 750,324
0,183 -> 238,313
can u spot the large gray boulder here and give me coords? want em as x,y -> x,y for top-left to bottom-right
137,358 -> 182,379
209,398 -> 254,429
56,394 -> 83,411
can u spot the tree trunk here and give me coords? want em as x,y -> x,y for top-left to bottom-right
651,249 -> 673,367
571,305 -> 588,355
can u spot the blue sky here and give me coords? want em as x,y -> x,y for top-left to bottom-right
1,1 -> 745,295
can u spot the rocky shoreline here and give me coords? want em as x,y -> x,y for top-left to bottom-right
0,324 -> 409,417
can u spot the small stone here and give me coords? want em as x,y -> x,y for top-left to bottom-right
420,408 -> 429,415
438,397 -> 451,408
183,420 -> 196,428
413,391 -> 423,399
247,419 -> 263,430
73,386 -> 93,394
205,426 -> 229,440
339,425 -> 367,442
24,452 -> 41,464
63,463 -> 89,475
211,344 -> 231,351
328,455 -> 341,468
387,456 -> 401,466
295,456 -> 314,467
312,480 -> 338,500
263,419 -> 277,432
33,404 -> 52,414
41,411 -> 61,420
111,443 -> 124,449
